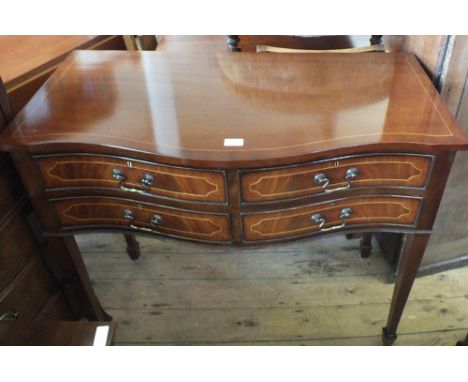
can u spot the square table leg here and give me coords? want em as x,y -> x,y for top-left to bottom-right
382,233 -> 430,345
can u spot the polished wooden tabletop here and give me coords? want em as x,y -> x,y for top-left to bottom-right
3,51 -> 467,167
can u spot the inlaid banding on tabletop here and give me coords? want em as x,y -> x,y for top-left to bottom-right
6,51 -> 466,168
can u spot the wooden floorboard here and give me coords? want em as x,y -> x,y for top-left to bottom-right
77,233 -> 468,346
115,328 -> 468,346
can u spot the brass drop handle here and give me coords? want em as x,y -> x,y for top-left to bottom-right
311,207 -> 353,232
0,311 -> 19,321
314,167 -> 359,193
112,169 -> 155,194
123,209 -> 163,234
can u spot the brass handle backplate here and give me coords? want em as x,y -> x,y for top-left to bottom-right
149,214 -> 162,227
123,209 -> 163,234
314,167 -> 359,193
311,207 -> 353,232
112,169 -> 155,194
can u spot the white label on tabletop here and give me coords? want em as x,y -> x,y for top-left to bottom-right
93,325 -> 110,346
224,138 -> 244,147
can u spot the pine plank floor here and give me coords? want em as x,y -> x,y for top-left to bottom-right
77,233 -> 468,345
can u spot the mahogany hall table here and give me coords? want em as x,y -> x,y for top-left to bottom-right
1,51 -> 467,345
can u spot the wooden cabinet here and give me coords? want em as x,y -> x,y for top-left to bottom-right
0,212 -> 42,291
0,321 -> 116,345
1,74 -> 105,342
0,257 -> 57,320
0,153 -> 77,322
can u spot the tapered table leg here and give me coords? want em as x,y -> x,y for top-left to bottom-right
382,233 -> 430,345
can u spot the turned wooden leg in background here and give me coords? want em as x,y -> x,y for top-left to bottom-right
227,35 -> 240,51
124,233 -> 141,261
382,233 -> 430,345
346,233 -> 373,258
370,35 -> 383,45
360,233 -> 373,258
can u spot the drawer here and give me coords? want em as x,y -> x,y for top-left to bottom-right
242,196 -> 421,242
0,210 -> 41,291
36,154 -> 227,203
0,155 -> 24,217
53,197 -> 231,243
0,256 -> 56,320
241,154 -> 432,202
34,290 -> 76,320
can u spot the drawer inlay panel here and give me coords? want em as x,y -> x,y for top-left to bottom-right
53,197 -> 230,243
241,155 -> 431,202
36,155 -> 227,203
243,196 -> 421,241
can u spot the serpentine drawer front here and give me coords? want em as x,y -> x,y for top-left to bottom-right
52,197 -> 231,243
242,196 -> 421,242
241,155 -> 432,203
36,154 -> 227,203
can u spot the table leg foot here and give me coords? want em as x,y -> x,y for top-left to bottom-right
382,327 -> 397,346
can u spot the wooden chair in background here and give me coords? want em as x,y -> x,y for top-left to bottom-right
123,35 -> 159,51
227,35 -> 384,52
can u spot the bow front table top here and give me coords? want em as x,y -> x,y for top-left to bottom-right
1,51 -> 467,345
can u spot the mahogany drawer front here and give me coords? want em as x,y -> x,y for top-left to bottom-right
53,198 -> 231,243
36,155 -> 227,203
241,154 -> 432,202
0,256 -> 56,320
242,196 -> 421,242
